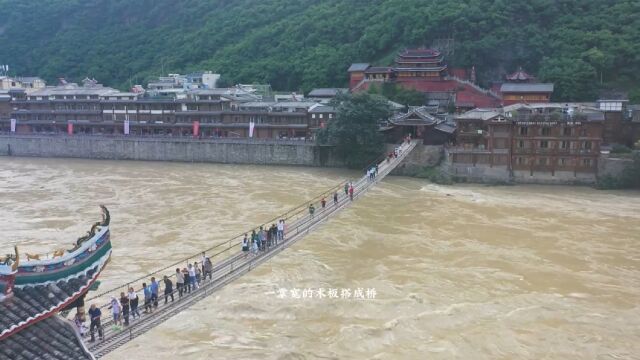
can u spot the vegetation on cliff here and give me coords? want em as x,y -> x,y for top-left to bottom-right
0,0 -> 639,99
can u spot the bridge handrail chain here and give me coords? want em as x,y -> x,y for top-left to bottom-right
87,180 -> 349,302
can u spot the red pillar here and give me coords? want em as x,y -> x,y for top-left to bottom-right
193,121 -> 200,138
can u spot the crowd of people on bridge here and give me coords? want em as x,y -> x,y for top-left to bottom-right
82,253 -> 218,342
241,219 -> 287,256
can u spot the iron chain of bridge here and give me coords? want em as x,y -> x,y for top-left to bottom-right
87,141 -> 417,358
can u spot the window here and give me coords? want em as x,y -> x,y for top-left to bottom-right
582,159 -> 592,167
518,140 -> 525,148
560,141 -> 569,149
541,127 -> 551,136
516,157 -> 525,165
580,129 -> 587,136
583,141 -> 592,150
329,113 -> 333,119
537,157 -> 548,165
319,114 -> 324,119
563,127 -> 572,136
559,158 -> 567,166
311,114 -> 316,119
519,126 -> 528,135
539,140 -> 549,149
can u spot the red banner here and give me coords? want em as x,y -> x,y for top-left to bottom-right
67,122 -> 73,135
193,121 -> 200,138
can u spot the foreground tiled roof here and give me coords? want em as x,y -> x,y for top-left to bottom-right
0,267 -> 98,338
1,315 -> 94,360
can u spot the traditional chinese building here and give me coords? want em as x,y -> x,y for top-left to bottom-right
0,76 -> 46,93
348,48 -> 501,110
448,103 -> 604,184
499,67 -> 554,105
0,206 -> 111,359
383,106 -> 455,145
2,80 -> 335,140
595,98 -> 640,147
500,83 -> 554,105
394,48 -> 448,79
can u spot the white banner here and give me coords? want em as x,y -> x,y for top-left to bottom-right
249,120 -> 255,138
10,118 -> 16,132
124,119 -> 130,135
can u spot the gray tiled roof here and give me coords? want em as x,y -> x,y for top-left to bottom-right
28,85 -> 122,97
455,108 -> 501,121
307,88 -> 348,97
435,123 -> 456,134
1,315 -> 94,360
364,67 -> 393,74
347,63 -> 370,72
0,267 -> 97,337
391,106 -> 438,125
500,83 -> 554,93
308,104 -> 335,113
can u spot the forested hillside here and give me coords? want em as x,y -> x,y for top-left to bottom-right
1,0 -> 638,101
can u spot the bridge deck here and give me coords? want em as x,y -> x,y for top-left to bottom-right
86,140 -> 417,358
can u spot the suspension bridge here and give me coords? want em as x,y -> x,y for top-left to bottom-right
84,140 -> 417,358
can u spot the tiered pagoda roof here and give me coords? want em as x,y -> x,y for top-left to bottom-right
396,48 -> 444,63
506,67 -> 536,82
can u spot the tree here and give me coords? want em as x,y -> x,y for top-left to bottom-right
582,47 -> 611,84
538,57 -> 598,101
1,0 -> 639,97
317,92 -> 390,168
629,88 -> 640,104
367,83 -> 424,107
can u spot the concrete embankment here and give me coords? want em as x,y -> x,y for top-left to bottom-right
0,135 -> 342,166
389,144 -> 443,176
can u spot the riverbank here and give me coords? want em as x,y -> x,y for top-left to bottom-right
1,135 -> 635,188
0,135 -> 345,167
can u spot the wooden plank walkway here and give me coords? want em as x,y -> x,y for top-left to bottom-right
86,140 -> 417,358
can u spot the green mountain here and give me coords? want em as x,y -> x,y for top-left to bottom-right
1,0 -> 638,101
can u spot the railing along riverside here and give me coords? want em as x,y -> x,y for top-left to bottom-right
446,76 -> 501,99
85,140 -> 417,357
0,133 -> 315,145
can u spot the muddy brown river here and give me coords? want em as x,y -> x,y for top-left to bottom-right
1,157 -> 639,359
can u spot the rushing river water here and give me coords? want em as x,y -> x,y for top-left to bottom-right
1,156 -> 639,360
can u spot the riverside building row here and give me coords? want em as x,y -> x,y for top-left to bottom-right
1,79 -> 336,139
447,102 -> 614,183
